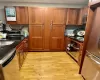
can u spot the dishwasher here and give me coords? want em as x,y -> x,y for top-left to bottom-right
0,48 -> 20,80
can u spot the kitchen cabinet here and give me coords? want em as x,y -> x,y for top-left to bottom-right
50,25 -> 65,50
16,7 -> 29,24
29,8 -> 66,51
65,37 -> 83,65
23,38 -> 28,59
28,7 -> 45,24
16,43 -> 24,69
66,8 -> 79,25
28,7 -> 45,51
29,25 -> 44,50
77,9 -> 83,25
52,8 -> 66,24
50,8 -> 66,50
5,6 -> 29,24
78,45 -> 83,65
16,38 -> 28,69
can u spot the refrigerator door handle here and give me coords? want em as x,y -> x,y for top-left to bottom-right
87,54 -> 100,65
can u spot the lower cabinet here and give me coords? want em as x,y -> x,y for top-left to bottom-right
65,37 -> 83,65
16,38 -> 28,70
50,25 -> 65,50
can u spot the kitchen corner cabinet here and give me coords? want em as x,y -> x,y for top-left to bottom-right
78,7 -> 88,25
66,8 -> 79,25
52,8 -> 66,24
5,6 -> 29,24
16,38 -> 28,70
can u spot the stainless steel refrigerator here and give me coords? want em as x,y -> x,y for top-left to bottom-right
81,7 -> 100,80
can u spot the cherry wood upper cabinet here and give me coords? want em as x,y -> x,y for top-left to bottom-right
78,9 -> 83,25
66,8 -> 79,25
5,6 -> 29,24
29,25 -> 44,50
52,8 -> 66,24
28,7 -> 45,24
16,7 -> 29,24
50,25 -> 65,50
78,7 -> 88,25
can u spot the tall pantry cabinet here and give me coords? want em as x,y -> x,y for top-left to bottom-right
28,7 -> 66,51
28,7 -> 45,50
50,8 -> 66,50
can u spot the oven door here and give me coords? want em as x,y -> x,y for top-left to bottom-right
81,52 -> 100,80
2,49 -> 20,80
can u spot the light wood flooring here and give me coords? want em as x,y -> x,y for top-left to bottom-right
20,52 -> 83,80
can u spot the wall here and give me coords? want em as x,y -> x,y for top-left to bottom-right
0,2 -> 87,23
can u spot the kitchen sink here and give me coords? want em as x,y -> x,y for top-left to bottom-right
0,41 -> 15,47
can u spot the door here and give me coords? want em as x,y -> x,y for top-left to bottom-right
50,25 -> 65,50
16,7 -> 29,24
29,25 -> 44,50
86,7 -> 100,58
28,7 -> 44,24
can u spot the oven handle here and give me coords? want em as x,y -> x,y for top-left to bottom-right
87,53 -> 100,65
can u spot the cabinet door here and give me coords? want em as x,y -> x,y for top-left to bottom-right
50,25 -> 65,50
29,25 -> 44,50
66,8 -> 79,25
28,7 -> 45,24
52,8 -> 66,24
16,7 -> 29,24
78,9 -> 83,25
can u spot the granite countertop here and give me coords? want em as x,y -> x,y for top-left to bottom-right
65,35 -> 84,43
0,36 -> 27,60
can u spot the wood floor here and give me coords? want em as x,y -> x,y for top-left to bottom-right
20,52 -> 83,80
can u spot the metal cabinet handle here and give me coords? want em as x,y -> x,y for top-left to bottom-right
50,20 -> 53,30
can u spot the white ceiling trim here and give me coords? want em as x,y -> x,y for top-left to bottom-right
0,2 -> 87,9
0,0 -> 88,4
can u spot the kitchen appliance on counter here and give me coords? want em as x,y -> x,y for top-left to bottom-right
81,7 -> 100,80
0,21 -> 7,33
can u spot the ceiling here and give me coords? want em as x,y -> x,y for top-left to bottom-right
0,0 -> 88,5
